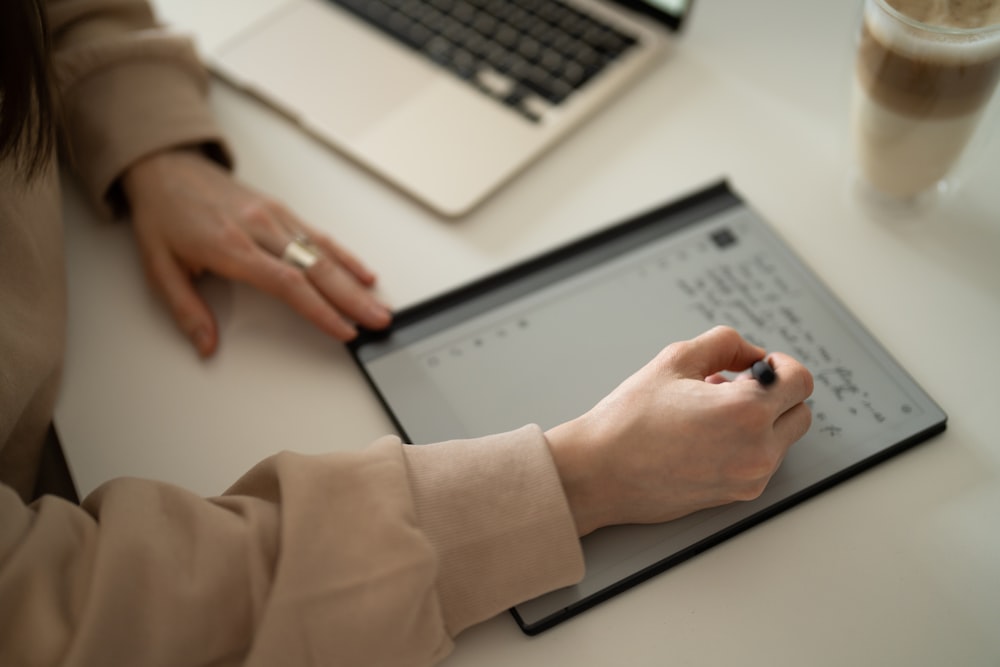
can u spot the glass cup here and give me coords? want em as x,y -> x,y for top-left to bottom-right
850,0 -> 1000,210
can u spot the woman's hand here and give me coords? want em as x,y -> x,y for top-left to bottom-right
120,149 -> 392,357
546,326 -> 814,537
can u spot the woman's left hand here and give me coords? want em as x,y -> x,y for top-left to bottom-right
120,148 -> 392,358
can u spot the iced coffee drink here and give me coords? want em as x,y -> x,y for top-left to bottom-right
852,0 -> 1000,200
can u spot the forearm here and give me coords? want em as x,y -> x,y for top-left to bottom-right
402,425 -> 584,636
0,480 -> 277,665
1,430 -> 582,666
43,0 -> 231,214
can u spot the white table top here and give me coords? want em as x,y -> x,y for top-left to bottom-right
56,0 -> 1000,664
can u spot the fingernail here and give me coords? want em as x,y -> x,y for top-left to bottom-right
368,303 -> 393,326
192,327 -> 213,357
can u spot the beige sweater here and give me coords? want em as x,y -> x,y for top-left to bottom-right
0,1 -> 584,664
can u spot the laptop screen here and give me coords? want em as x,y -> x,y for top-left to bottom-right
616,0 -> 693,30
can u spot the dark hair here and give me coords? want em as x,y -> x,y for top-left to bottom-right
0,0 -> 56,180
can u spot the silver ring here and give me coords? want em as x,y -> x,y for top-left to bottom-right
280,235 -> 320,270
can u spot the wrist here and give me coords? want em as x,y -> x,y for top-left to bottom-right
122,144 -> 200,184
120,145 -> 223,204
545,418 -> 610,537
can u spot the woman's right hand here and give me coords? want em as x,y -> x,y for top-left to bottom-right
545,325 -> 814,537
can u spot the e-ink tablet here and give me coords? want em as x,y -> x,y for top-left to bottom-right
348,181 -> 947,635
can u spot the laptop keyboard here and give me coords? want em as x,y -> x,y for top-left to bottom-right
327,0 -> 639,122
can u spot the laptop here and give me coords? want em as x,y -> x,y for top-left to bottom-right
154,0 -> 693,217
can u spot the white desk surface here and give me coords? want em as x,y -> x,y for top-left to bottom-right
56,0 -> 1000,664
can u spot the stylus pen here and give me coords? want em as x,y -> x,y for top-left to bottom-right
751,359 -> 776,386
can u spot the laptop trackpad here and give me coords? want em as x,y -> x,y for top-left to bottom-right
214,0 -> 436,139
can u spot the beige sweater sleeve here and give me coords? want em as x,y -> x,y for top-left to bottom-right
2,3 -> 585,663
0,426 -> 583,666
46,0 -> 232,215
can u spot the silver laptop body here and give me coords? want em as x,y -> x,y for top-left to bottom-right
156,0 -> 691,216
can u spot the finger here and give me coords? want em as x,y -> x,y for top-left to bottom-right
229,250 -> 361,341
200,231 -> 369,341
302,227 -> 378,287
305,256 -> 393,330
762,352 -> 815,413
140,244 -> 218,357
235,198 -> 299,257
665,325 -> 766,379
257,216 -> 387,324
268,208 -> 378,287
772,400 -> 813,446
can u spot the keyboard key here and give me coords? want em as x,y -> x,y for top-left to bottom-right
326,0 -> 638,122
477,68 -> 516,97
